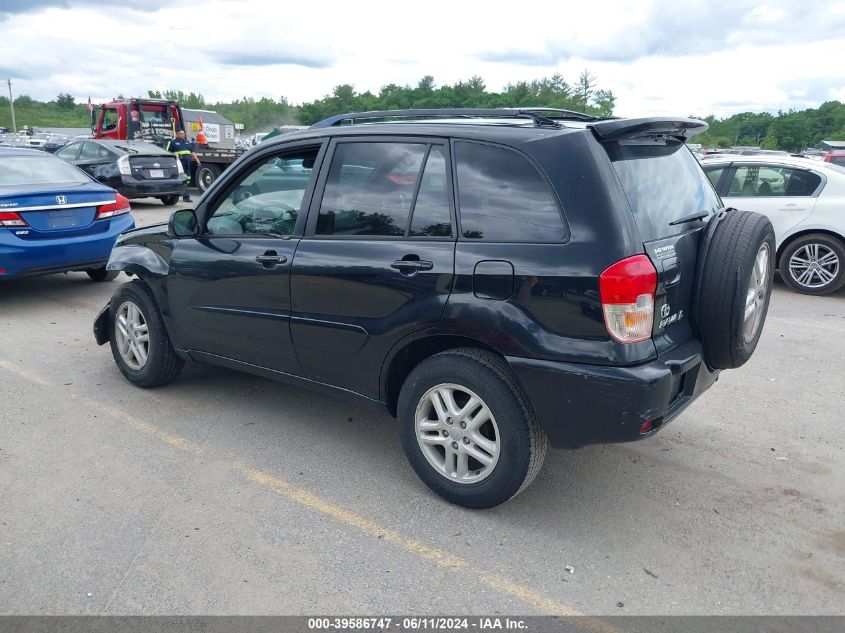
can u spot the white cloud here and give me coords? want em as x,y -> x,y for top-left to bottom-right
1,0 -> 843,119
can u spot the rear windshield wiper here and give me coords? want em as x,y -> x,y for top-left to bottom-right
669,210 -> 711,226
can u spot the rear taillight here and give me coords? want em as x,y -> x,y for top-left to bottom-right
0,211 -> 27,227
176,159 -> 184,175
599,254 -> 657,344
117,155 -> 131,176
96,193 -> 131,220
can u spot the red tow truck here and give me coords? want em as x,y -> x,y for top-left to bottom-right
91,98 -> 245,192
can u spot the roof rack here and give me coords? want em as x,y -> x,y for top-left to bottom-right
310,108 -> 602,129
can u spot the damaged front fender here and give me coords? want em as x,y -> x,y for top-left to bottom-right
106,244 -> 170,278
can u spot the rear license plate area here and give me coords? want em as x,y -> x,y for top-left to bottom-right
149,169 -> 165,178
45,210 -> 81,229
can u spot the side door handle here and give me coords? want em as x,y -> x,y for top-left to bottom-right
255,251 -> 288,268
390,259 -> 434,272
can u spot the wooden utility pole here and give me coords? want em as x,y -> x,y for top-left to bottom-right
7,78 -> 17,134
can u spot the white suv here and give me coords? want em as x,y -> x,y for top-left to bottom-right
702,155 -> 845,294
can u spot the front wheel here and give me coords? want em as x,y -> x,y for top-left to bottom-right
159,194 -> 181,206
86,267 -> 119,282
108,281 -> 184,388
779,234 -> 845,295
397,348 -> 547,509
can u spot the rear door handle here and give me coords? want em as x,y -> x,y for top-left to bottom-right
255,253 -> 288,267
391,260 -> 433,271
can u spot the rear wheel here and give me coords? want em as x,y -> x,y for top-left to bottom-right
159,194 -> 181,206
86,267 -> 119,282
196,164 -> 221,193
778,234 -> 845,295
397,348 -> 547,509
109,281 -> 184,388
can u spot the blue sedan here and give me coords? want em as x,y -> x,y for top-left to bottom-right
0,148 -> 134,281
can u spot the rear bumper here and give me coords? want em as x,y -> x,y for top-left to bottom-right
507,339 -> 719,448
0,214 -> 134,280
119,178 -> 187,199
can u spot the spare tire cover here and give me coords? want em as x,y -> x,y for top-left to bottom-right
696,209 -> 775,370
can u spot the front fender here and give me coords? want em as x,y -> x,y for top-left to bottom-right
106,244 -> 169,277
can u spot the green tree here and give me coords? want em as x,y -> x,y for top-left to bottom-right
56,93 -> 75,109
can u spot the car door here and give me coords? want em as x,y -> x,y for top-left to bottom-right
719,163 -> 822,240
290,138 -> 456,398
167,142 -> 326,374
74,142 -> 113,181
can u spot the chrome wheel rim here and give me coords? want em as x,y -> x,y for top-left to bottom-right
115,301 -> 149,370
743,243 -> 770,342
415,384 -> 500,484
199,169 -> 213,191
788,243 -> 840,290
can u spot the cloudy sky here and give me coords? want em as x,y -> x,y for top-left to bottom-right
1,0 -> 844,117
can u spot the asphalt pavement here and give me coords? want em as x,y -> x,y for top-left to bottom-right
1,197 -> 843,615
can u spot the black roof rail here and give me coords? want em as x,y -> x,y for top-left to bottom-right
310,107 -> 600,129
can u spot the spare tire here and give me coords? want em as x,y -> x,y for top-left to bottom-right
696,210 -> 775,370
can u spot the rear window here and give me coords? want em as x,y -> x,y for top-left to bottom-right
828,155 -> 845,167
0,155 -> 91,186
609,140 -> 721,240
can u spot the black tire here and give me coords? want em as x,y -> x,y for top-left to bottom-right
159,194 -> 181,206
778,233 -> 845,296
397,348 -> 547,509
698,210 -> 776,370
196,164 -> 221,193
86,267 -> 119,282
108,280 -> 184,388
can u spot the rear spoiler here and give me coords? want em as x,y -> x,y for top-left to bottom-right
589,117 -> 708,142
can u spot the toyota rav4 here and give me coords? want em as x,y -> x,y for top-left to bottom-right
93,108 -> 775,508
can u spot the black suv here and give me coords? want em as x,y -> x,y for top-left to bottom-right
93,108 -> 775,508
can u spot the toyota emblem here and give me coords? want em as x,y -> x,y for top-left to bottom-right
153,162 -> 160,168
660,303 -> 671,318
56,195 -> 67,205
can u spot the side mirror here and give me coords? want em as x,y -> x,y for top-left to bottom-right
169,209 -> 198,237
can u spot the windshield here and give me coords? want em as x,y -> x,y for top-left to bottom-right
0,155 -> 92,186
609,140 -> 722,240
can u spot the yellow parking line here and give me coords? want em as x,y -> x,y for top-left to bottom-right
84,398 -> 205,454
233,462 -> 585,617
0,359 -> 51,387
4,362 -> 620,623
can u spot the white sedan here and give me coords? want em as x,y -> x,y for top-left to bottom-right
701,155 -> 845,295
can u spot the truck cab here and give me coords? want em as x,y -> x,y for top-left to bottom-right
93,99 -> 185,146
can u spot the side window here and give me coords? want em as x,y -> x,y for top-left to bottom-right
206,146 -> 319,236
317,142 -> 427,236
408,147 -> 452,237
102,108 -> 119,131
703,166 -> 724,188
729,165 -> 822,197
455,141 -> 565,241
78,142 -> 102,161
56,143 -> 80,161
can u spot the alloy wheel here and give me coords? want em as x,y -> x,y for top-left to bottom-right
114,301 -> 150,370
743,243 -> 770,342
414,384 -> 500,484
788,243 -> 840,290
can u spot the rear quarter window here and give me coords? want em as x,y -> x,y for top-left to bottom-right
454,141 -> 566,242
609,140 -> 721,241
